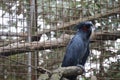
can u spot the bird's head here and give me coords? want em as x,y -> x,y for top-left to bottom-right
76,21 -> 93,39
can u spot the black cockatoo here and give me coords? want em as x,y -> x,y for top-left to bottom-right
61,21 -> 93,80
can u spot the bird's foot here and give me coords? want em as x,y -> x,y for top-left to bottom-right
77,65 -> 85,73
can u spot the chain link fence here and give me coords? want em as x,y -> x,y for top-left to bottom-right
0,0 -> 120,80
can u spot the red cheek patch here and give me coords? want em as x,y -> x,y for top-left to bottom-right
82,26 -> 89,31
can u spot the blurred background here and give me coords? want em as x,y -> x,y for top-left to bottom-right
0,0 -> 120,80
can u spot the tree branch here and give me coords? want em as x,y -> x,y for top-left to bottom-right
0,31 -> 120,56
0,34 -> 71,56
0,7 -> 119,38
38,66 -> 84,80
91,31 -> 120,41
53,66 -> 84,77
37,7 -> 120,35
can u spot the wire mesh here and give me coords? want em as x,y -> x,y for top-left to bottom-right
0,0 -> 120,80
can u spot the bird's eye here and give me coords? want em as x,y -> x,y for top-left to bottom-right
82,26 -> 89,31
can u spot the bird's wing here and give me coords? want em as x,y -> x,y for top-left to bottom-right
62,36 -> 84,67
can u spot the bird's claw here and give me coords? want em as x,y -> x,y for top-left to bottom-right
77,65 -> 85,73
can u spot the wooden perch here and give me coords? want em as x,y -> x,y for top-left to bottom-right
0,31 -> 41,42
0,34 -> 71,56
53,66 -> 84,77
0,31 -> 120,56
38,66 -> 84,80
91,31 -> 120,41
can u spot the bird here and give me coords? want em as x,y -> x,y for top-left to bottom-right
61,21 -> 93,80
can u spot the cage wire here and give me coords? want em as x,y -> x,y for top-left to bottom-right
0,0 -> 120,80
